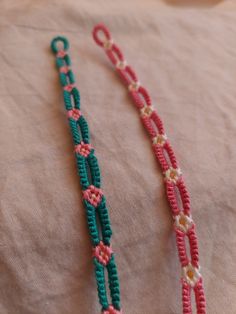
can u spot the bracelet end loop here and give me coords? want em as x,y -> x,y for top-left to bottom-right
92,24 -> 112,48
51,36 -> 69,54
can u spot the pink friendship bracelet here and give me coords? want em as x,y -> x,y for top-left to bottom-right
92,24 -> 206,314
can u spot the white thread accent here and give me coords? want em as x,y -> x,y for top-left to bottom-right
175,212 -> 193,233
164,167 -> 182,184
128,81 -> 140,92
152,134 -> 167,146
116,60 -> 127,70
140,105 -> 154,117
182,263 -> 201,288
103,39 -> 114,50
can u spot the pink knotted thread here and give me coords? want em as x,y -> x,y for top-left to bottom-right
92,23 -> 206,314
102,305 -> 123,314
60,66 -> 70,74
175,228 -> 189,266
56,50 -> 67,58
188,226 -> 199,267
93,241 -> 113,266
64,83 -> 75,92
182,279 -> 192,314
83,185 -> 103,207
75,142 -> 92,158
93,24 -> 112,47
67,108 -> 81,120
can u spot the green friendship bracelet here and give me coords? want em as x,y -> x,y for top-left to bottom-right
50,36 -> 122,314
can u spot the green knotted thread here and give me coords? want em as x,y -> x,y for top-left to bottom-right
94,259 -> 109,309
97,198 -> 112,245
87,153 -> 101,188
85,201 -> 100,245
76,155 -> 90,189
78,116 -> 90,143
63,88 -> 81,110
51,36 -> 121,312
107,255 -> 121,310
69,118 -> 81,145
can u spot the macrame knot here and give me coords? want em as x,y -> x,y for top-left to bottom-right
152,134 -> 167,147
83,185 -> 103,207
182,263 -> 201,288
140,105 -> 154,117
128,81 -> 140,92
164,167 -> 182,184
67,108 -> 81,120
175,212 -> 193,233
56,50 -> 67,58
102,305 -> 123,314
116,60 -> 127,70
75,141 -> 92,157
103,39 -> 114,50
93,241 -> 113,266
60,66 -> 70,74
64,84 -> 75,92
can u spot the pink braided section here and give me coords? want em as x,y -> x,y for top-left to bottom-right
177,179 -> 191,215
194,278 -> 206,314
164,141 -> 178,169
175,228 -> 189,266
182,280 -> 192,314
188,226 -> 199,268
153,145 -> 169,171
166,181 -> 180,215
92,24 -> 206,314
141,115 -> 157,138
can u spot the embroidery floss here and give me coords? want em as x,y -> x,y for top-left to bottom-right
92,24 -> 206,314
51,36 -> 122,314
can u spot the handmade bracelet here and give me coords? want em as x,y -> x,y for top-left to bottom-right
51,36 -> 122,314
92,24 -> 206,314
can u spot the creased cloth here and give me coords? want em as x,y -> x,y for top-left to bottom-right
0,1 -> 236,313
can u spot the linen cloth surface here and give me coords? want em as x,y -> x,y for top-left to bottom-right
0,1 -> 236,313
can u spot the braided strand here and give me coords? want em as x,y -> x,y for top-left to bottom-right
51,36 -> 122,314
92,24 -> 206,314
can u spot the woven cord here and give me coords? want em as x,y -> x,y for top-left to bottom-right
92,24 -> 206,314
51,36 -> 122,314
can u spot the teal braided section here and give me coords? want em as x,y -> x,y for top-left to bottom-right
107,255 -> 121,309
64,88 -> 80,110
51,36 -> 121,313
97,198 -> 112,245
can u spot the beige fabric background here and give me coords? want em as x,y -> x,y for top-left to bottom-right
1,1 -> 236,313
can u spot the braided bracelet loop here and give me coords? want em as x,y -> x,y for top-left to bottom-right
93,24 -> 206,314
51,36 -> 70,54
51,36 -> 122,314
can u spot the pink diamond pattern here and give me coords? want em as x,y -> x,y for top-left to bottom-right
64,84 -> 75,92
102,305 -> 122,314
75,142 -> 92,157
56,50 -> 67,58
93,241 -> 113,266
60,66 -> 70,74
67,108 -> 81,120
83,185 -> 103,207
